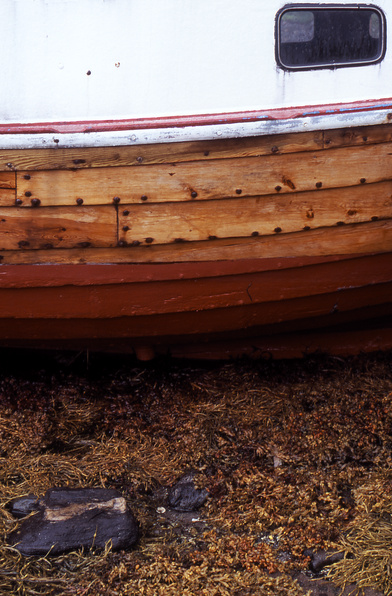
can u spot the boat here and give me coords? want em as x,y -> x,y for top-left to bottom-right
0,0 -> 391,359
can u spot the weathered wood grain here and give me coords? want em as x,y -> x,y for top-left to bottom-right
0,172 -> 15,188
0,205 -> 117,250
15,143 -> 392,207
0,130 -> 324,172
118,181 -> 392,245
0,219 -> 390,264
325,123 -> 392,148
0,189 -> 15,206
1,125 -> 391,173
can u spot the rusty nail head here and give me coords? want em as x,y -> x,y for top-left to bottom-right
275,186 -> 282,192
86,70 -> 91,76
371,216 -> 379,221
360,178 -> 366,184
113,196 -> 121,204
122,210 -> 130,216
251,231 -> 259,237
236,189 -> 242,195
76,198 -> 84,205
31,198 -> 41,207
6,163 -> 13,169
271,146 -> 279,153
73,159 -> 86,165
191,191 -> 198,198
136,157 -> 143,163
303,226 -> 311,231
132,240 -> 140,246
145,237 -> 154,244
122,226 -> 130,232
15,199 -> 23,206
141,195 -> 148,201
23,174 -> 31,180
336,221 -> 345,226
204,151 -> 210,156
316,182 -> 322,188
118,240 -> 127,247
274,227 -> 282,233
24,191 -> 32,197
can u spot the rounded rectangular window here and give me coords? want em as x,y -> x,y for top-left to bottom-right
276,5 -> 386,70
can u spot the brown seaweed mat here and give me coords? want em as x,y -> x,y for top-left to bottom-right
0,349 -> 391,595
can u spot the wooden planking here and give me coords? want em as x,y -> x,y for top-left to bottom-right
15,143 -> 392,207
0,205 -> 117,250
0,284 -> 390,341
0,219 -> 391,265
0,254 -> 390,319
0,130 -> 324,172
118,182 -> 392,245
0,124 -> 391,172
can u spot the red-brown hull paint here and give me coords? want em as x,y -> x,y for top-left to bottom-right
0,253 -> 390,357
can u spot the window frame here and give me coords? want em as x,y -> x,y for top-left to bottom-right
275,3 -> 387,71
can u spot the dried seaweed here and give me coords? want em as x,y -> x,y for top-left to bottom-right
0,350 -> 391,595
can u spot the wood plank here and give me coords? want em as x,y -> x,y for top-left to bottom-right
0,171 -> 15,188
0,205 -> 117,250
15,143 -> 392,207
0,130 -> 324,172
0,254 -> 390,319
0,189 -> 15,206
1,124 -> 391,173
0,219 -> 390,265
325,123 -> 392,149
0,256 -> 355,288
0,283 -> 390,341
118,181 -> 392,245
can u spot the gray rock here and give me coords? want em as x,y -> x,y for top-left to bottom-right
8,487 -> 139,556
8,494 -> 40,518
168,473 -> 208,512
304,548 -> 345,573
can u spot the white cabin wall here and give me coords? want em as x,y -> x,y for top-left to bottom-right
1,0 -> 391,124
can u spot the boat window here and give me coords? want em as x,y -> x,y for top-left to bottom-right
276,5 -> 385,70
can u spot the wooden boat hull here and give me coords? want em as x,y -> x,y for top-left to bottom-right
0,123 -> 391,358
0,252 -> 390,358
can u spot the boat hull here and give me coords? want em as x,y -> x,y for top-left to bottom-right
0,124 -> 391,358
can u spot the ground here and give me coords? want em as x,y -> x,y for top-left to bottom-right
0,349 -> 391,595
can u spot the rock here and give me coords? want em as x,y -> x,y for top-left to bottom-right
304,548 -> 345,573
8,487 -> 139,556
8,494 -> 40,518
168,473 -> 208,512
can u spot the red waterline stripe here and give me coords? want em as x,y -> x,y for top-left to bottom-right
0,98 -> 391,135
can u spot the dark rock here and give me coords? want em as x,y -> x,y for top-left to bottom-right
8,494 -> 40,518
8,487 -> 139,556
305,548 -> 345,573
168,473 -> 208,512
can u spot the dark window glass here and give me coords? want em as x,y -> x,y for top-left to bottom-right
276,5 -> 385,70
